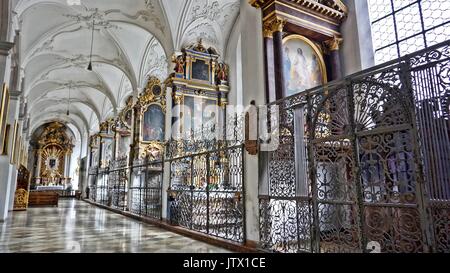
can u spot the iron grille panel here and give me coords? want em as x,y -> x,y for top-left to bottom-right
168,145 -> 245,243
260,40 -> 450,253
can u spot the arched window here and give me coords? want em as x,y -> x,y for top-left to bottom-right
369,0 -> 450,64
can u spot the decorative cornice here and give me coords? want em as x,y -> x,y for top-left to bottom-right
0,41 -> 14,56
324,36 -> 343,51
249,0 -> 263,8
250,0 -> 348,21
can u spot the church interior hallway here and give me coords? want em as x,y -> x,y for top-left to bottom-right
0,200 -> 229,253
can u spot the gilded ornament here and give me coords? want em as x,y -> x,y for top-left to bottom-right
324,36 -> 343,51
269,17 -> 286,33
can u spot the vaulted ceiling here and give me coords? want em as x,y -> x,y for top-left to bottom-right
12,0 -> 240,139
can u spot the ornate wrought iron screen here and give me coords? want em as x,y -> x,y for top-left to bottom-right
409,42 -> 450,252
88,167 -> 98,202
96,168 -> 109,206
167,144 -> 245,243
260,40 -> 450,253
107,158 -> 128,211
130,159 -> 163,220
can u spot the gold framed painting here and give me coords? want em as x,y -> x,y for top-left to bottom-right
141,103 -> 165,143
18,141 -> 24,168
20,143 -> 26,167
15,135 -> 22,167
10,120 -> 19,164
21,143 -> 26,167
282,35 -> 327,97
0,83 -> 10,154
1,124 -> 10,155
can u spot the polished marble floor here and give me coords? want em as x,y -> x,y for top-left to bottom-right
0,199 -> 229,253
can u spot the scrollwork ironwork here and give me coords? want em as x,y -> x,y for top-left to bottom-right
260,40 -> 450,253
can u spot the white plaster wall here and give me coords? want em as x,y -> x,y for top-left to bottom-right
162,82 -> 174,220
341,0 -> 375,76
226,15 -> 243,107
69,140 -> 81,190
1,97 -> 19,219
239,0 -> 265,243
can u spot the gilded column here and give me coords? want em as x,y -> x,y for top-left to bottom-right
269,17 -> 287,100
325,36 -> 344,81
263,23 -> 275,103
172,92 -> 183,140
35,148 -> 42,180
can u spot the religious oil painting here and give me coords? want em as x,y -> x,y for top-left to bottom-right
191,60 -> 210,81
142,104 -> 165,142
10,120 -> 18,164
124,109 -> 132,128
283,36 -> 326,97
103,139 -> 113,166
1,124 -> 10,155
0,84 -> 10,154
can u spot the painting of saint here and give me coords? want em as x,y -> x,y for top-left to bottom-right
283,37 -> 325,97
142,105 -> 165,142
124,109 -> 132,128
192,60 -> 210,81
106,141 -> 112,163
118,136 -> 131,158
0,84 -> 10,154
92,150 -> 98,166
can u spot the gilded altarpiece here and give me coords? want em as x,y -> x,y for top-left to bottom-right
251,0 -> 352,253
165,41 -> 246,243
129,77 -> 166,219
114,96 -> 133,160
167,39 -> 229,147
14,165 -> 31,211
36,122 -> 73,185
89,134 -> 100,168
99,119 -> 114,169
131,77 -> 166,162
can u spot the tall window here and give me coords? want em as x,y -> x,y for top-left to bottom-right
369,0 -> 450,64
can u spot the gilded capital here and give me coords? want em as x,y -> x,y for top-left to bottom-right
269,17 -> 286,33
173,95 -> 183,105
324,36 -> 343,51
219,100 -> 228,109
263,23 -> 273,38
249,0 -> 260,8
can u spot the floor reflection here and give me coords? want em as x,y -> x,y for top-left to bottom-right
0,199 -> 229,253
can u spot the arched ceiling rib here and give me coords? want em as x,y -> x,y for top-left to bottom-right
30,111 -> 87,140
163,0 -> 240,56
15,0 -> 240,134
29,98 -> 101,124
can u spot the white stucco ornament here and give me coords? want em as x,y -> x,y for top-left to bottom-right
67,0 -> 81,6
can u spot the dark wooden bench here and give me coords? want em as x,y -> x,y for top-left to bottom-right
28,191 -> 59,207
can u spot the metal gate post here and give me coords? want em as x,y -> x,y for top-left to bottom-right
306,92 -> 320,253
399,60 -> 435,252
346,80 -> 368,253
242,144 -> 247,243
159,156 -> 164,220
144,157 -> 149,216
206,154 -> 210,235
190,156 -> 194,230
